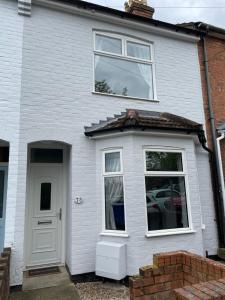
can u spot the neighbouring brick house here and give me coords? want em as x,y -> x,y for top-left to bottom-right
181,22 -> 225,250
0,0 -> 219,289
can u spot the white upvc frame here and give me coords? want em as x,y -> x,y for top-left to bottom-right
143,147 -> 193,237
102,149 -> 128,235
93,31 -> 157,101
24,142 -> 68,269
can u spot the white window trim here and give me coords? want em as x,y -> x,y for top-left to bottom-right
143,147 -> 194,236
103,148 -> 123,176
101,149 -> 128,235
145,228 -> 196,238
93,31 -> 157,101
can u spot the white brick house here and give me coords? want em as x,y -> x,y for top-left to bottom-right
0,0 -> 218,287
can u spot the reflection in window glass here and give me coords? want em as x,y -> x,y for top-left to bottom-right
146,152 -> 183,172
105,176 -> 125,231
96,34 -> 122,54
145,176 -> 188,231
95,55 -> 153,99
127,41 -> 151,60
40,183 -> 51,211
0,171 -> 4,219
105,152 -> 121,173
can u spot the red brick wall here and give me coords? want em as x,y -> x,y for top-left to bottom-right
130,251 -> 225,300
198,36 -> 225,177
0,248 -> 11,300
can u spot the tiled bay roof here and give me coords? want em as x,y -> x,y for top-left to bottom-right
84,109 -> 202,137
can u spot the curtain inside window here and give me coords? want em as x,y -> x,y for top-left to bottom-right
127,42 -> 153,99
105,176 -> 124,230
137,63 -> 153,99
105,152 -> 120,173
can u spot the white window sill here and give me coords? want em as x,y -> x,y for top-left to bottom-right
145,229 -> 196,238
100,232 -> 129,238
92,91 -> 159,103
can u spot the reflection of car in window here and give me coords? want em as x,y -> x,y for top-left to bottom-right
146,188 -> 187,230
146,189 -> 182,206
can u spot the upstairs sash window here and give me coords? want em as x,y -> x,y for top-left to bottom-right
94,33 -> 155,100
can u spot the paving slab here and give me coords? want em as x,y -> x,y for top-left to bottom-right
10,283 -> 80,300
23,266 -> 71,291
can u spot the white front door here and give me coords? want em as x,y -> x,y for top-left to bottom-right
27,165 -> 63,267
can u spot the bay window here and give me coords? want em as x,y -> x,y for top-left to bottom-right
103,150 -> 125,231
94,32 -> 155,100
144,150 -> 190,233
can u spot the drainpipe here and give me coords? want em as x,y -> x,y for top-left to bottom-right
198,24 -> 225,246
217,131 -> 225,210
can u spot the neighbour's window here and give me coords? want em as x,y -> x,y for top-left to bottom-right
94,32 -> 155,100
0,171 -> 5,219
0,147 -> 9,162
144,150 -> 189,232
103,150 -> 125,231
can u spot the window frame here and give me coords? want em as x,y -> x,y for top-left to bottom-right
93,31 -> 157,101
143,148 -> 193,237
102,149 -> 127,235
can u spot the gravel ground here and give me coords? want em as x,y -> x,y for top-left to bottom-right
75,281 -> 129,300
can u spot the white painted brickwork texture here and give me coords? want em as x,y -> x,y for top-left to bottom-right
0,1 -> 218,285
0,0 -> 26,285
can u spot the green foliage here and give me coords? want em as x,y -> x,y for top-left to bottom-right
95,80 -> 113,94
95,80 -> 128,97
122,87 -> 128,96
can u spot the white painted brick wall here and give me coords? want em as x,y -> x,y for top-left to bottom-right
195,145 -> 218,255
0,0 -> 25,285
0,2 -> 218,285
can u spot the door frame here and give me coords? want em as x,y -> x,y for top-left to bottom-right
0,165 -> 8,252
24,143 -> 68,269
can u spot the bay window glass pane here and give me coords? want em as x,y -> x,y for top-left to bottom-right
145,176 -> 188,231
96,34 -> 122,54
95,55 -> 153,99
105,176 -> 125,231
105,152 -> 121,173
127,41 -> 151,60
146,152 -> 183,172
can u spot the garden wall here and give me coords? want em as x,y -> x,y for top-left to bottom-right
0,248 -> 11,300
130,250 -> 225,299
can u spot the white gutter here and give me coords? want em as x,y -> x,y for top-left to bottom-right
217,130 -> 225,213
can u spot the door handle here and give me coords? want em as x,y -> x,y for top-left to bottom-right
59,208 -> 62,221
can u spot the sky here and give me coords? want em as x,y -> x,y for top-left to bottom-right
84,0 -> 225,28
